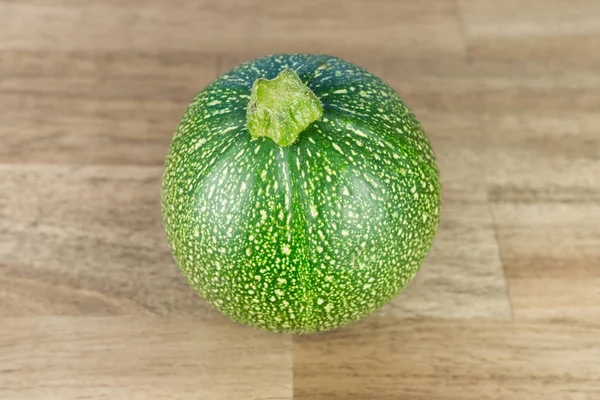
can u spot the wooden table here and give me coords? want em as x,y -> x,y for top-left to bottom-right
1,1 -> 599,399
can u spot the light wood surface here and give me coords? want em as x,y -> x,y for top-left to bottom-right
1,1 -> 599,399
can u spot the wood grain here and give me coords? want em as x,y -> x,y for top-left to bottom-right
294,318 -> 600,400
0,0 -> 464,58
0,51 -> 218,165
0,316 -> 292,400
459,0 -> 600,64
1,0 -> 600,398
481,114 -> 600,321
0,164 -> 216,316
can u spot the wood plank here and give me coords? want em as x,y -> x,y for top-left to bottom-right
497,226 -> 600,320
0,316 -> 292,400
481,112 -> 600,320
459,0 -> 600,64
0,51 -> 218,165
0,0 -> 465,59
382,58 -> 600,118
0,164 -> 214,316
293,318 -> 600,400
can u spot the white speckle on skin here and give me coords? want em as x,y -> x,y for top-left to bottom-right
347,124 -> 369,139
332,143 -> 344,154
194,138 -> 207,149
282,244 -> 291,255
221,126 -> 237,135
